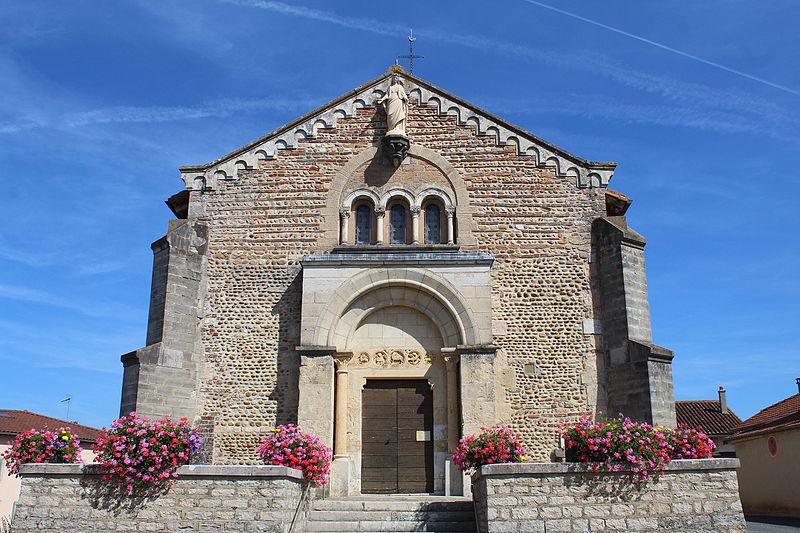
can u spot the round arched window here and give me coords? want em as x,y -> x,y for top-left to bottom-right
355,204 -> 372,245
389,204 -> 406,244
424,204 -> 441,244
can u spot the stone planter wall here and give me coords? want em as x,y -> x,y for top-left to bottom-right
11,464 -> 308,532
472,458 -> 746,533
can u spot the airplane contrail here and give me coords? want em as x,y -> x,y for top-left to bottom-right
519,0 -> 799,97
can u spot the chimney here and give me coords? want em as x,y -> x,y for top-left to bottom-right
718,386 -> 728,414
796,377 -> 800,394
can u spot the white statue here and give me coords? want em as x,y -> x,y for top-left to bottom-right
377,76 -> 408,136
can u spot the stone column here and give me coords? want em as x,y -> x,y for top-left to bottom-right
458,345 -> 496,436
333,355 -> 350,457
330,353 -> 352,496
411,206 -> 421,244
446,207 -> 456,245
296,346 -> 336,448
339,209 -> 350,245
444,351 -> 462,496
375,207 -> 386,244
444,352 -> 460,451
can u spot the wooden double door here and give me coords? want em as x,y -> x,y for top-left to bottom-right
361,379 -> 434,494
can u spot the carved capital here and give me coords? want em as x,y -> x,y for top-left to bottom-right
340,208 -> 351,219
445,206 -> 456,217
374,207 -> 386,217
443,354 -> 460,368
410,206 -> 421,216
334,353 -> 352,370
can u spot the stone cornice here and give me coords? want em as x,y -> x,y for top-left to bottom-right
178,71 -> 616,192
300,251 -> 493,267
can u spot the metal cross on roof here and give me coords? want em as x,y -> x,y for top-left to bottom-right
397,29 -> 424,74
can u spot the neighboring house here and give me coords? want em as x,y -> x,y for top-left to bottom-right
0,410 -> 100,524
676,386 -> 742,457
729,380 -> 800,518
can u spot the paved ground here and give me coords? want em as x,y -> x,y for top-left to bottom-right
747,516 -> 800,532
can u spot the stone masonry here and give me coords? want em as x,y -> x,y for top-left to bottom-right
472,459 -> 746,532
11,464 -> 307,532
119,70 -> 676,470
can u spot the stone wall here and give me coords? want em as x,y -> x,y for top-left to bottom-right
11,464 -> 308,533
472,459 -> 745,532
189,93 -> 607,463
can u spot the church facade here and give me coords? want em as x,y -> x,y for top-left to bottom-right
119,69 -> 676,496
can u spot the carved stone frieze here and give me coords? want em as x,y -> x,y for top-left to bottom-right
344,349 -> 435,369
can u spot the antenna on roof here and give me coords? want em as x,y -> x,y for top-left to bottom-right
397,29 -> 424,74
61,396 -> 72,421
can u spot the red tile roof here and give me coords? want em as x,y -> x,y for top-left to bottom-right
0,410 -> 102,443
731,393 -> 800,440
675,400 -> 742,436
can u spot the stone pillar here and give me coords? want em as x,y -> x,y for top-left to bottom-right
411,206 -> 421,244
593,217 -> 676,427
296,346 -> 336,448
444,351 -> 463,496
119,218 -> 207,422
444,353 -> 460,451
458,345 -> 496,436
330,353 -> 352,496
375,207 -> 385,244
333,356 -> 350,457
446,207 -> 456,245
339,209 -> 350,245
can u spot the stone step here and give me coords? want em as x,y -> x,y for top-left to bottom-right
307,497 -> 477,533
311,499 -> 473,513
304,520 -> 475,532
308,510 -> 473,522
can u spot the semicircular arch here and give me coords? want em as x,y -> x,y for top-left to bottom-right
314,268 -> 478,349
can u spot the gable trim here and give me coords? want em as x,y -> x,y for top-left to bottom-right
179,71 -> 616,191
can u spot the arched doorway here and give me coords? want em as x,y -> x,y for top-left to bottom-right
346,305 -> 443,494
297,260 -> 496,497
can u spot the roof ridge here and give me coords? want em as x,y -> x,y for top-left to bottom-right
734,393 -> 800,433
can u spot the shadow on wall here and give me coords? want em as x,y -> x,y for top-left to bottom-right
272,271 -> 302,426
82,477 -> 166,516
563,473 -> 647,501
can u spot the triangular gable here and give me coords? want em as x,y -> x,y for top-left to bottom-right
179,70 -> 616,191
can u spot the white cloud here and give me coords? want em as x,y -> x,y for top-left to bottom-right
0,284 -> 141,321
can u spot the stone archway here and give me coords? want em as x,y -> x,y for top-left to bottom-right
322,279 -> 465,496
297,251 -> 496,496
310,267 -> 486,349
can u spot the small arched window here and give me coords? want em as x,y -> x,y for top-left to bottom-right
424,204 -> 441,244
389,204 -> 406,244
355,205 -> 372,245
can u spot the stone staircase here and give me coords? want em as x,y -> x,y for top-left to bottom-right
305,495 -> 477,532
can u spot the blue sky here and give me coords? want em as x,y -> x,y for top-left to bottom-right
0,1 -> 798,429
